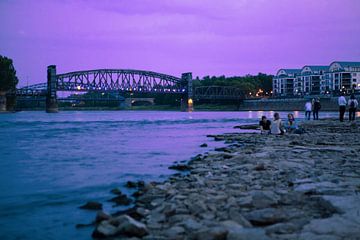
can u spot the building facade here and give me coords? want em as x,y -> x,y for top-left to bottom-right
272,69 -> 301,96
273,61 -> 360,97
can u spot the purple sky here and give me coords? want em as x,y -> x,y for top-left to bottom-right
1,0 -> 360,86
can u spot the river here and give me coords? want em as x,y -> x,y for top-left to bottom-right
0,110 -> 339,239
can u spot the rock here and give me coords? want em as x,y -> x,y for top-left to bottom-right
249,190 -> 279,208
114,215 -> 149,237
294,181 -> 338,194
92,215 -> 148,238
92,220 -> 118,238
109,194 -> 132,205
164,226 -> 185,239
79,201 -> 102,210
228,209 -> 252,227
96,211 -> 111,223
110,188 -> 122,195
126,181 -> 138,188
233,124 -> 258,130
244,208 -> 287,226
137,180 -> 145,188
169,164 -> 191,171
200,143 -> 208,147
136,207 -> 150,218
254,163 -> 266,171
180,218 -> 203,231
265,222 -> 299,234
227,228 -> 270,240
221,220 -> 244,233
192,227 -> 228,240
113,207 -> 144,221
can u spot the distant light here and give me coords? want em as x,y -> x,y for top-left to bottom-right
76,86 -> 81,90
188,98 -> 193,105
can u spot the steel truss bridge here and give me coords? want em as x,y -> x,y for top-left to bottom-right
14,66 -> 245,111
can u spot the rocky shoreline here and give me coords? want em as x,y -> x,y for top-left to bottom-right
88,119 -> 360,240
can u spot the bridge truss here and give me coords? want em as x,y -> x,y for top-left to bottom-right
56,69 -> 186,94
14,68 -> 244,103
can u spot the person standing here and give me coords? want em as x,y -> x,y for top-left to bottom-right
348,94 -> 358,121
338,94 -> 347,122
313,98 -> 321,120
305,101 -> 312,120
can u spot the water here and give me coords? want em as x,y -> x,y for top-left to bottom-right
0,110 -> 339,240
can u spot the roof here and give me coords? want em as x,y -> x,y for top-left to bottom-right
276,69 -> 301,76
302,65 -> 329,72
330,61 -> 360,68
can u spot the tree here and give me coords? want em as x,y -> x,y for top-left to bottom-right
0,55 -> 19,92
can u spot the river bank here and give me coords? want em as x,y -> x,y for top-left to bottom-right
91,119 -> 360,239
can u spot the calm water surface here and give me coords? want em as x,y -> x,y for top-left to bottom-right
0,110 -> 339,239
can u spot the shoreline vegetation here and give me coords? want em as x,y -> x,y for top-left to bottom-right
84,119 -> 360,239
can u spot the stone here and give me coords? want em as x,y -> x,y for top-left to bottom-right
254,163 -> 266,171
227,228 -> 271,240
92,220 -> 118,238
228,209 -> 252,227
114,215 -> 149,237
265,222 -> 299,234
249,190 -> 279,208
79,201 -> 102,210
109,194 -> 132,205
192,227 -> 228,240
220,220 -> 244,232
164,226 -> 185,239
180,218 -> 203,231
110,188 -> 122,195
126,181 -> 138,188
169,164 -> 191,171
294,182 -> 338,194
244,208 -> 287,226
95,211 -> 111,223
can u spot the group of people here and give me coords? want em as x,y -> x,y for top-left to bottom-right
304,94 -> 358,122
338,94 -> 359,122
259,112 -> 300,135
304,98 -> 321,120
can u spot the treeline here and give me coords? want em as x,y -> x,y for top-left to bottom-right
193,73 -> 273,95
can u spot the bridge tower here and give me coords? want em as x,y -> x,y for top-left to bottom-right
46,65 -> 58,113
181,72 -> 193,111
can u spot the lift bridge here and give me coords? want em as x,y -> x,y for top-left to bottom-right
15,65 -> 245,112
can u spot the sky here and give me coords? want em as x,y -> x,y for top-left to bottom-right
1,0 -> 360,86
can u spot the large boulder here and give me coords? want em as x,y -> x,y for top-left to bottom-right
93,215 -> 149,238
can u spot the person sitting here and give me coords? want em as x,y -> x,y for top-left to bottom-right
270,112 -> 285,135
259,116 -> 271,134
286,113 -> 298,132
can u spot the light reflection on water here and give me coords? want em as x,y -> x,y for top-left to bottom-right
0,110 -> 340,239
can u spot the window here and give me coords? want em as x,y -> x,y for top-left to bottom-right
353,73 -> 357,76
353,79 -> 357,82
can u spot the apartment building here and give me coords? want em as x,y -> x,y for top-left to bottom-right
273,61 -> 360,96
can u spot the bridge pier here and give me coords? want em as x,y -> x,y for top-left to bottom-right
181,72 -> 193,112
46,65 -> 58,113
